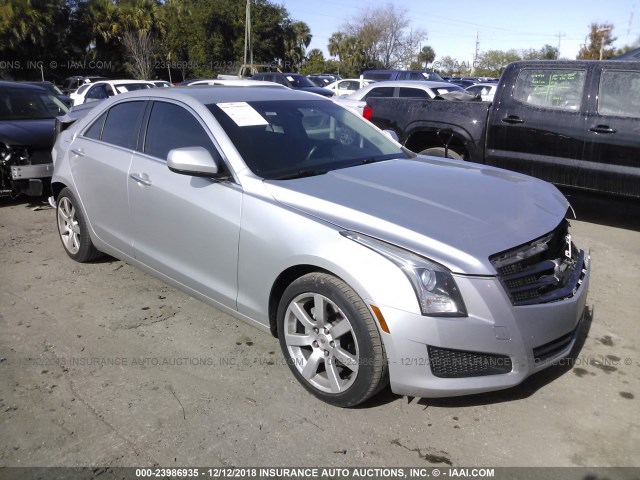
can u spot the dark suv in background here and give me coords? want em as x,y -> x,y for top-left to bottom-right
251,72 -> 334,97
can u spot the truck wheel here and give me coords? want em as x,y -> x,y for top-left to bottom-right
420,146 -> 464,160
277,272 -> 388,407
56,187 -> 102,262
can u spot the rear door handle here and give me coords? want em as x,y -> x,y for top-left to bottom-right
589,125 -> 617,134
502,115 -> 524,124
129,173 -> 152,186
71,148 -> 85,157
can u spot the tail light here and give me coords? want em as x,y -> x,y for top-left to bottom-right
362,104 -> 373,121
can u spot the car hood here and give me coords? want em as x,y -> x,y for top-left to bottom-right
264,157 -> 569,275
0,119 -> 55,148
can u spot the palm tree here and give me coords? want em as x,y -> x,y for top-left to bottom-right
328,32 -> 345,61
284,20 -> 311,69
0,0 -> 51,48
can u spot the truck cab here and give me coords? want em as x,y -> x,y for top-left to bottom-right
486,60 -> 640,198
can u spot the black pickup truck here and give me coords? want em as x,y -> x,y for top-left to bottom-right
365,60 -> 640,198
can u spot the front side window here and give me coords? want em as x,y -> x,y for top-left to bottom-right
598,70 -> 640,118
144,102 -> 218,161
101,101 -> 146,150
363,87 -> 395,100
514,69 -> 585,111
208,99 -> 409,179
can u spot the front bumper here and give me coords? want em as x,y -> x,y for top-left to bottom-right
10,163 -> 54,180
378,255 -> 590,398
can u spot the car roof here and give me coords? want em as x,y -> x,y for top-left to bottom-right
184,79 -> 286,88
91,79 -> 155,85
0,81 -> 48,91
360,80 -> 455,89
97,85 -> 327,105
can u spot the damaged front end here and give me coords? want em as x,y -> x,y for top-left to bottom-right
490,219 -> 589,306
0,142 -> 53,197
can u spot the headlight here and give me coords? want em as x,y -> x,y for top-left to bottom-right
0,142 -> 29,165
341,231 -> 467,317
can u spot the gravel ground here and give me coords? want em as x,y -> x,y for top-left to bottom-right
0,191 -> 639,469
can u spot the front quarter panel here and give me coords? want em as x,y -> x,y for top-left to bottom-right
235,177 -> 420,328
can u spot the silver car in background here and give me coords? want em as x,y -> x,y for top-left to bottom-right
51,87 -> 590,407
335,80 -> 465,115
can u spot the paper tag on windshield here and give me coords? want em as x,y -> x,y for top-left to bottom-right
217,102 -> 268,127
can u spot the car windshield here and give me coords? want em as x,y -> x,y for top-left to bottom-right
115,83 -> 151,92
208,99 -> 409,180
422,72 -> 444,82
0,88 -> 69,120
285,75 -> 316,88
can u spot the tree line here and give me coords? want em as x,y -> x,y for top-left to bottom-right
1,1 -> 637,83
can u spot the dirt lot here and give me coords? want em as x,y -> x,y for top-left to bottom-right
1,191 -> 639,469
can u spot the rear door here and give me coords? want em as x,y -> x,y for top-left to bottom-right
486,66 -> 589,186
68,100 -> 147,256
582,66 -> 640,197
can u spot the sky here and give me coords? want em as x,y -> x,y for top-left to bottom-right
281,0 -> 639,64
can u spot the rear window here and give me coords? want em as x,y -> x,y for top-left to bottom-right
598,70 -> 640,118
514,69 -> 585,111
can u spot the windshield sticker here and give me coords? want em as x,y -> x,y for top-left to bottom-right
217,102 -> 268,127
286,76 -> 295,82
116,86 -> 128,93
436,89 -> 450,95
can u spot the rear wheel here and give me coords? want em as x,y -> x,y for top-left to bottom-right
56,187 -> 102,262
277,272 -> 388,407
420,146 -> 464,160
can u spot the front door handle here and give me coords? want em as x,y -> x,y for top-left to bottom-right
502,115 -> 525,124
71,148 -> 85,157
129,173 -> 152,186
589,125 -> 617,134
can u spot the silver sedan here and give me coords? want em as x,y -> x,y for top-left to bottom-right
51,87 -> 589,407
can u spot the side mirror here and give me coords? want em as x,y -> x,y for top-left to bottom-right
382,129 -> 399,142
167,146 -> 227,179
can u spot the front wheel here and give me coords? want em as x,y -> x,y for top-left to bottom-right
56,187 -> 102,262
277,272 -> 388,407
420,146 -> 464,160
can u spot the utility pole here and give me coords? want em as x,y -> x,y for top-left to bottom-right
243,0 -> 253,76
556,32 -> 566,55
472,31 -> 479,75
597,26 -> 612,60
627,4 -> 635,43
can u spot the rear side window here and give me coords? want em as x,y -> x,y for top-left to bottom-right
514,69 -> 585,111
143,101 -> 218,161
101,101 -> 146,149
83,111 -> 108,140
598,70 -> 640,118
363,87 -> 395,99
398,88 -> 430,98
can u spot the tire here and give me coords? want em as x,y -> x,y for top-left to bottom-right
56,187 -> 102,262
277,272 -> 388,407
420,146 -> 464,160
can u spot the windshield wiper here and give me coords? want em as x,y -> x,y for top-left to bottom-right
272,169 -> 329,180
351,153 -> 402,166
